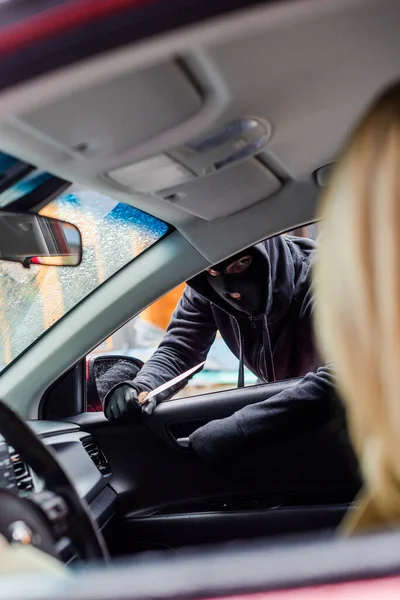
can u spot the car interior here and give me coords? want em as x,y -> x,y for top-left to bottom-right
1,0 -> 400,598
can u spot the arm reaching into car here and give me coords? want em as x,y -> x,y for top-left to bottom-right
104,287 -> 217,420
104,238 -> 338,465
189,366 -> 344,464
104,237 -> 325,428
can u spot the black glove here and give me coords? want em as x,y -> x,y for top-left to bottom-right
104,382 -> 151,422
96,361 -> 143,402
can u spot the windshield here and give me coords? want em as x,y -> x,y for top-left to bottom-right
0,156 -> 169,372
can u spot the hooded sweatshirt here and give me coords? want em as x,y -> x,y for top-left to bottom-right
123,235 -> 339,463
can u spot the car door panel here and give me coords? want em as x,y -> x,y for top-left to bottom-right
69,380 -> 359,554
145,379 -> 300,450
114,505 -> 349,554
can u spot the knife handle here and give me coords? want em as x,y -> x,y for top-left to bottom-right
141,398 -> 157,416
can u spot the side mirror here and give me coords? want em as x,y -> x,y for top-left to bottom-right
86,355 -> 144,411
0,211 -> 82,267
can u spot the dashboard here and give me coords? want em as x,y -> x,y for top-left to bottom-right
0,420 -> 116,561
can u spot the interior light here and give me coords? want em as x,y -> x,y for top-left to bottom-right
108,155 -> 193,193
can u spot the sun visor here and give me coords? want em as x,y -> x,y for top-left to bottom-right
157,158 -> 281,220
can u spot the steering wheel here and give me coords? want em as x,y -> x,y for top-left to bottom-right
0,399 -> 109,562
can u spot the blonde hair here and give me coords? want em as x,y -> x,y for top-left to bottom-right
314,82 -> 400,532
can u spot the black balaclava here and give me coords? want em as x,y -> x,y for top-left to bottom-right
205,246 -> 269,317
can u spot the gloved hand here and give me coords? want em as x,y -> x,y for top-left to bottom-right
104,382 -> 151,422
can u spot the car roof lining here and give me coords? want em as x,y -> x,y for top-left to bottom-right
0,0 -> 392,250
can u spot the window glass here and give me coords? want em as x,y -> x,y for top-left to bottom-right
0,181 -> 169,371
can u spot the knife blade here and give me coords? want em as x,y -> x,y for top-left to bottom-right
146,361 -> 206,402
141,361 -> 206,416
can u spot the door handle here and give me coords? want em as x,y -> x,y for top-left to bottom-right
176,437 -> 190,448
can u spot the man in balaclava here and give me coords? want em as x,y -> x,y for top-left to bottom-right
102,235 -> 349,466
205,249 -> 269,316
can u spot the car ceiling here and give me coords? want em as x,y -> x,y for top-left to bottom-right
0,0 -> 398,260
0,0 -> 399,414
210,0 -> 400,179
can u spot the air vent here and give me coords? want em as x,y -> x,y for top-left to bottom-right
10,450 -> 34,492
82,438 -> 110,475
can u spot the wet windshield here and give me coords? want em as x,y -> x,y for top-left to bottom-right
0,152 -> 169,372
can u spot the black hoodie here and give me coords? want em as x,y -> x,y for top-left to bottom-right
122,235 -> 339,463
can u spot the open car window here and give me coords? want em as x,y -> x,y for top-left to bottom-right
0,151 -> 170,373
91,224 -> 318,400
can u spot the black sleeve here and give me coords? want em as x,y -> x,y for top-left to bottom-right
189,366 -> 336,463
127,287 -> 218,401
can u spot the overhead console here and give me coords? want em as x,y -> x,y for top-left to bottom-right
108,117 -> 280,220
7,53 -> 281,220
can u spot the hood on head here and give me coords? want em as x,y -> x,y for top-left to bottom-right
187,235 -> 314,323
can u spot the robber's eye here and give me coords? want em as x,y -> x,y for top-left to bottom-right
226,255 -> 252,274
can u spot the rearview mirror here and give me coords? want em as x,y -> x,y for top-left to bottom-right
0,211 -> 82,267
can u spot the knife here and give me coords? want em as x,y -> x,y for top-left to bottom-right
141,361 -> 206,415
